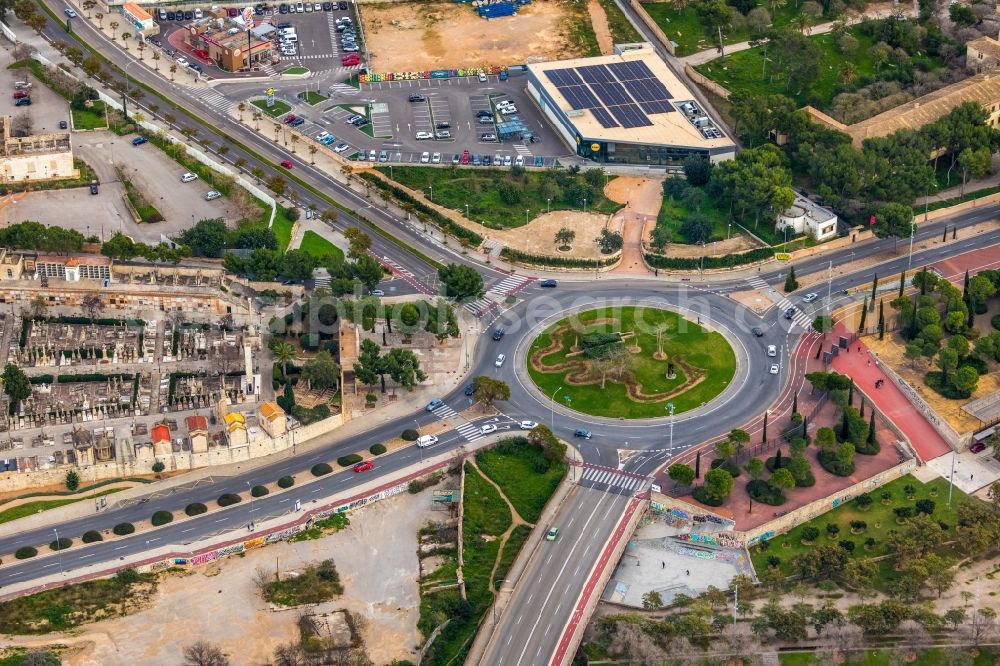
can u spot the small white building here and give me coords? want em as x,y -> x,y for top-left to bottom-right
776,196 -> 839,242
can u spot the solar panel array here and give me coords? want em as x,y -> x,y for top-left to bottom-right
543,60 -> 674,130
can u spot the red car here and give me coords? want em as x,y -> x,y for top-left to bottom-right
970,441 -> 986,453
283,114 -> 297,124
353,460 -> 373,473
280,159 -> 293,169
12,90 -> 28,99
341,54 -> 359,66
460,150 -> 471,165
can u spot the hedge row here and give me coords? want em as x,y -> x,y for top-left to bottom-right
359,172 -> 484,247
336,454 -> 362,468
499,247 -> 619,269
643,247 -> 774,270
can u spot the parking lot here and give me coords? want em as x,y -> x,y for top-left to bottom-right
0,62 -> 69,135
287,74 -> 571,167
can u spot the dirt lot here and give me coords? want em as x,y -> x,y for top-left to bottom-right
361,0 -> 593,72
6,489 -> 442,666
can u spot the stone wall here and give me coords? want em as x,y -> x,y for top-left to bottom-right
684,64 -> 730,100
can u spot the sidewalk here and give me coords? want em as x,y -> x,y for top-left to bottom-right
829,323 -> 951,462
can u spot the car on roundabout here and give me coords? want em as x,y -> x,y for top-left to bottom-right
426,399 -> 443,411
520,420 -> 538,430
481,424 -> 498,435
574,429 -> 592,439
770,364 -> 780,375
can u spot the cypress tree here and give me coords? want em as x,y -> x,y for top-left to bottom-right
802,415 -> 808,439
858,296 -> 869,332
867,412 -> 876,446
774,448 -> 782,469
899,270 -> 906,298
784,266 -> 798,293
870,273 -> 878,306
762,412 -> 768,442
695,450 -> 701,479
840,409 -> 850,441
919,266 -> 928,295
953,226 -> 957,240
942,227 -> 947,243
848,380 -> 854,407
963,270 -> 970,301
878,300 -> 885,340
792,392 -> 798,415
860,398 -> 865,418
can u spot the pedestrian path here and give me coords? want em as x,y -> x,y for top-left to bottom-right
580,464 -> 648,494
830,324 -> 951,462
369,252 -> 434,295
430,403 -> 483,442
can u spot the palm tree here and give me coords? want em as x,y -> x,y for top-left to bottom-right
234,157 -> 247,170
83,0 -> 96,16
169,63 -> 177,81
237,101 -> 246,121
272,341 -> 295,376
273,123 -> 281,142
148,103 -> 159,114
94,11 -> 103,27
839,63 -> 857,85
109,20 -> 119,40
792,14 -> 809,34
121,32 -> 131,49
164,112 -> 176,126
25,14 -> 45,34
253,111 -> 262,130
152,51 -> 160,71
136,40 -> 145,60
290,133 -> 299,153
321,208 -> 337,224
218,145 -> 230,157
308,144 -> 318,164
289,190 -> 299,207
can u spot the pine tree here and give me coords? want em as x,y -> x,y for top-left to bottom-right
898,270 -> 906,298
878,300 -> 885,340
762,412 -> 768,442
694,450 -> 701,479
870,273 -> 878,306
858,296 -> 868,332
784,266 -> 798,293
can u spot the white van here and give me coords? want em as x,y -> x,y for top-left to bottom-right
416,434 -> 438,448
194,8 -> 203,18
281,34 -> 298,43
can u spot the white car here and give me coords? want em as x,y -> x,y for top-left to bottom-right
420,151 -> 430,163
415,131 -> 433,140
519,420 -> 538,430
514,155 -> 524,167
503,155 -> 512,167
180,172 -> 198,183
176,56 -> 190,67
495,354 -> 505,368
480,424 -> 498,435
767,345 -> 777,357
432,152 -> 441,164
416,434 -> 438,448
334,143 -> 350,153
203,190 -> 221,201
770,364 -> 780,375
315,131 -> 330,142
803,293 -> 818,303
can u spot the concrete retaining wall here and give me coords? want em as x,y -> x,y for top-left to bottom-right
684,64 -> 730,100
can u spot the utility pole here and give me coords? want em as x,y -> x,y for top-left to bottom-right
733,584 -> 738,626
907,220 -> 916,269
947,450 -> 956,506
826,261 -> 832,318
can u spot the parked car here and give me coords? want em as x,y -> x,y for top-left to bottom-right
341,54 -> 359,66
204,190 -> 221,201
420,151 -> 430,163
480,133 -> 496,142
471,154 -> 481,166
280,159 -> 293,168
338,0 -> 348,8
58,120 -> 68,129
514,155 -> 524,166
435,130 -> 451,139
452,153 -> 460,164
322,1 -> 332,9
379,150 -> 389,162
194,8 -> 203,18
184,10 -> 194,20
320,135 -> 336,145
283,114 -> 297,124
502,155 -> 512,166
415,131 -> 433,140
353,460 -> 373,473
166,10 -> 175,19
290,117 -> 305,127
409,93 -> 425,102
132,136 -> 148,146
278,4 -> 289,12
432,152 -> 441,164
14,97 -> 30,106
315,131 -> 331,142
482,155 -> 492,166
426,399 -> 443,412
176,56 -> 190,67
460,151 -> 470,165
368,149 -> 377,161
478,115 -> 494,124
12,90 -> 28,99
180,172 -> 198,182
476,109 -> 492,118
342,44 -> 358,52
970,441 -> 987,453
534,155 -> 544,167
334,143 -> 350,153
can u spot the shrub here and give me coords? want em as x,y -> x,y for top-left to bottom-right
894,506 -> 915,520
113,522 -> 135,536
335,455 -> 361,468
369,443 -> 387,455
691,485 -> 724,506
817,449 -> 855,476
746,479 -> 785,505
855,437 -> 881,455
251,484 -> 270,497
401,429 -> 419,441
277,475 -> 295,489
14,546 -> 37,559
850,520 -> 867,533
709,458 -> 742,478
82,530 -> 103,543
644,246 -> 773,270
500,247 -> 620,268
152,461 -> 165,474
185,502 -> 207,516
151,510 -> 173,526
826,523 -> 840,537
801,526 -> 820,542
856,493 -> 874,510
312,462 -> 334,475
49,537 -> 72,551
218,493 -> 242,507
993,314 -> 1000,331
839,539 -> 856,553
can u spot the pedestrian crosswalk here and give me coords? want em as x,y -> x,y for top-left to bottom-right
463,298 -> 498,318
430,404 -> 483,442
328,82 -> 360,96
512,143 -> 532,157
580,465 -> 647,493
186,86 -> 232,114
488,273 -> 533,297
745,276 -> 814,329
747,276 -> 770,291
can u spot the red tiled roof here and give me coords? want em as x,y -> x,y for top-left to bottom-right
186,415 -> 208,432
151,424 -> 170,443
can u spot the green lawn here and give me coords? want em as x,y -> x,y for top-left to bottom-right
0,488 -> 123,525
476,440 -> 566,524
262,559 -> 342,605
750,475 -> 966,591
282,66 -> 310,75
695,27 -> 943,109
71,101 -> 107,130
271,205 -> 295,252
299,230 -> 345,262
779,648 -> 1000,665
644,1 -> 816,57
297,90 -> 328,105
527,306 -> 736,418
252,98 -> 292,118
375,166 -> 623,230
656,185 -> 732,244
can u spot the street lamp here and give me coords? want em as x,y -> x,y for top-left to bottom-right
123,58 -> 138,119
547,198 -> 551,214
53,528 -> 64,576
551,386 -> 563,430
465,203 -> 470,218
583,198 -> 587,214
525,209 -> 529,226
246,480 -> 255,530
666,402 -> 675,452
428,185 -> 433,202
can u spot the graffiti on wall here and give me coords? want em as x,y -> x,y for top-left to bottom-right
243,536 -> 266,551
335,482 -> 409,515
265,527 -> 300,544
746,530 -> 775,547
676,545 -> 745,564
215,543 -> 245,558
150,559 -> 171,572
190,551 -> 218,566
677,532 -> 745,549
693,514 -> 732,527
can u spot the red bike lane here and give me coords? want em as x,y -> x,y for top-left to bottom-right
830,324 -> 951,462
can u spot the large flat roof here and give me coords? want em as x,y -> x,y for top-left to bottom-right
527,45 -> 734,150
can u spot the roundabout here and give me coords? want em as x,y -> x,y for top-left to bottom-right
525,306 -> 737,419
